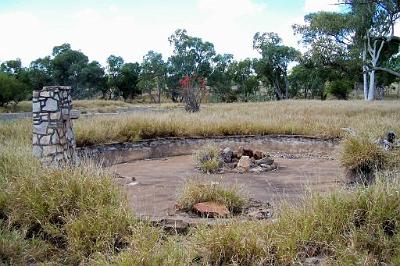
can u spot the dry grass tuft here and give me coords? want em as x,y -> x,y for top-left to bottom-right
195,144 -> 222,173
177,180 -> 246,213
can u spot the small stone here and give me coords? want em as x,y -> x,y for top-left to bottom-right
62,108 -> 70,117
247,209 -> 272,220
158,218 -> 189,234
66,128 -> 74,140
237,156 -> 251,172
39,91 -> 52,98
33,122 -> 49,135
221,147 -> 233,163
256,156 -> 274,166
387,131 -> 396,143
43,145 -> 57,156
50,112 -> 61,120
249,166 -> 264,173
254,150 -> 263,160
53,153 -> 65,162
42,98 -> 58,111
193,202 -> 230,217
243,148 -> 254,157
237,146 -> 244,158
39,135 -> 51,145
32,145 -> 42,158
32,101 -> 40,113
32,135 -> 39,145
51,132 -> 59,144
224,162 -> 238,169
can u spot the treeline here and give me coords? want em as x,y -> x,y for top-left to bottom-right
1,0 -> 399,106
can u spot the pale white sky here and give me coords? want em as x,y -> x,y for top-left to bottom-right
0,0 -> 340,66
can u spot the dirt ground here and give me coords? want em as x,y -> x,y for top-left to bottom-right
111,154 -> 343,219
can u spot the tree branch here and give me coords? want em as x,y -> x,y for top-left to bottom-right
373,67 -> 400,78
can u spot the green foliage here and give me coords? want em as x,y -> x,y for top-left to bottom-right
167,29 -> 216,104
177,180 -> 246,213
231,59 -> 260,101
52,43 -> 90,97
0,73 -> 29,106
195,144 -> 222,173
208,54 -> 237,102
326,79 -> 353,99
139,50 -> 167,103
253,32 -> 300,100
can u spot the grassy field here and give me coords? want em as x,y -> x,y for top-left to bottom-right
1,100 -> 400,264
0,100 -> 138,114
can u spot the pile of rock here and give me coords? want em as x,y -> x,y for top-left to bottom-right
221,146 -> 277,173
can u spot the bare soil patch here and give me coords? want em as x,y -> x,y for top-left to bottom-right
111,154 -> 343,219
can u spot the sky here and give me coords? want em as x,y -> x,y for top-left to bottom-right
0,0 -> 341,66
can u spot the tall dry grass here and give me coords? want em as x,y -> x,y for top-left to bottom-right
74,100 -> 400,146
2,100 -> 399,146
1,100 -> 400,264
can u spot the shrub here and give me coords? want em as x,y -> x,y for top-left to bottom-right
195,144 -> 222,173
340,136 -> 388,182
326,79 -> 352,100
177,180 -> 246,213
0,73 -> 29,106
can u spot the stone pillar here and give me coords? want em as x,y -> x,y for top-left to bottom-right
32,86 -> 79,165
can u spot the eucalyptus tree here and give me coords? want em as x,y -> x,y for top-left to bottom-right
167,29 -> 216,111
295,1 -> 400,101
230,59 -> 259,101
51,43 -> 89,98
253,32 -> 300,100
208,53 -> 236,102
139,51 -> 167,103
344,0 -> 400,100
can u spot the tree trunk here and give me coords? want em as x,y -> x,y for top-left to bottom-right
273,79 -> 283,100
366,33 -> 385,101
368,70 -> 375,101
156,77 -> 161,104
284,75 -> 289,99
363,42 -> 369,100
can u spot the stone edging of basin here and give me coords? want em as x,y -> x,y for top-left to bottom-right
77,134 -> 341,165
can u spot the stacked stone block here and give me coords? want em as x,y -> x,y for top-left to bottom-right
32,86 -> 78,165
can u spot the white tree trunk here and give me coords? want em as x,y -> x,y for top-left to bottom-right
362,43 -> 369,100
368,70 -> 375,101
366,33 -> 385,101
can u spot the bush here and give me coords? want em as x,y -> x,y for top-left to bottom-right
326,79 -> 352,100
177,180 -> 246,213
340,136 -> 388,182
0,73 -> 29,106
195,144 -> 222,173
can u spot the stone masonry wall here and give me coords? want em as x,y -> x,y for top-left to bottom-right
32,86 -> 78,165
